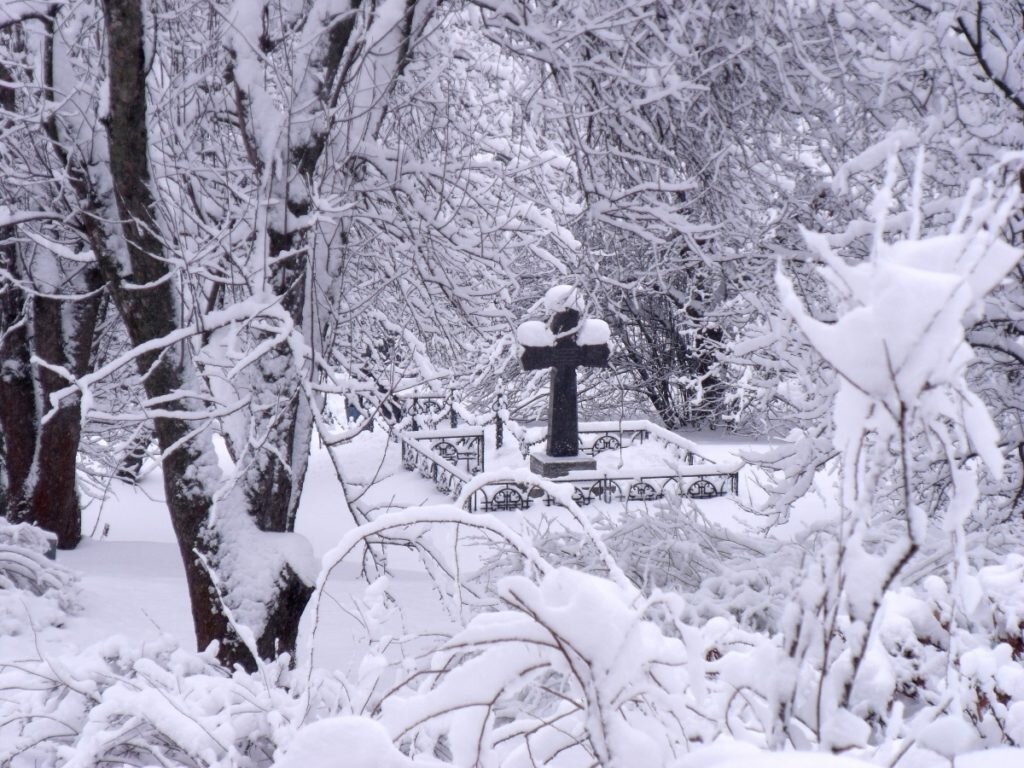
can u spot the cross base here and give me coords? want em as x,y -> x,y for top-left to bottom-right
529,451 -> 597,478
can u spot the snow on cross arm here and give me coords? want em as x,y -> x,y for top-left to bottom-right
576,318 -> 610,346
516,320 -> 555,347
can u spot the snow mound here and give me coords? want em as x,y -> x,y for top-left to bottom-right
516,319 -> 554,347
577,317 -> 610,345
274,717 -> 412,768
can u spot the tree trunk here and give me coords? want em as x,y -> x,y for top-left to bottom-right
0,249 -> 35,522
247,228 -> 313,533
0,62 -> 35,522
100,0 -> 311,671
0,258 -> 105,548
0,43 -> 103,547
27,270 -> 103,548
115,427 -> 150,483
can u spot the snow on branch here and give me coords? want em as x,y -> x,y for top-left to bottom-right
778,176 -> 1020,486
0,206 -> 69,229
771,164 -> 1022,751
38,294 -> 298,421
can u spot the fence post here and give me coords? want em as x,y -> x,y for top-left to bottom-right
495,394 -> 506,449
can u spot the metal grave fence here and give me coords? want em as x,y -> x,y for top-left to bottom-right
400,421 -> 740,513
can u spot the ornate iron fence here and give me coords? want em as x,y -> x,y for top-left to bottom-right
515,420 -> 699,464
401,427 -> 484,474
399,420 -> 740,513
467,467 -> 739,513
400,432 -> 472,500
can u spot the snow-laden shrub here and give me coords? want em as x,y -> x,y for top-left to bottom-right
452,516 -> 1024,758
379,566 -> 708,767
0,541 -> 727,768
0,634 -> 363,768
5,507 -> 1024,766
765,166 -> 1023,753
686,553 -> 1024,759
484,497 -> 802,634
0,517 -> 79,635
858,556 -> 1024,748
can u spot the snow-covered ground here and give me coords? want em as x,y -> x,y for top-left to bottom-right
45,425 -> 752,666
48,430 -> 471,672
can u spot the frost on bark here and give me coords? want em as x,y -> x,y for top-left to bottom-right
23,275 -> 102,549
223,0 -> 421,534
0,240 -> 100,549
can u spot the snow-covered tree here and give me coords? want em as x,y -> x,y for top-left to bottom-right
0,9 -> 106,548
1,0 -> 582,670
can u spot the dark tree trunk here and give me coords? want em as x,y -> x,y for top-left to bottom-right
0,62 -> 35,521
27,270 -> 103,548
0,248 -> 35,522
29,294 -> 82,546
101,0 -> 238,665
247,386 -> 310,532
0,252 -> 104,549
248,226 -> 313,533
100,0 -> 311,671
0,45 -> 103,546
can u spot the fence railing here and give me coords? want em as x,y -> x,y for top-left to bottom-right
514,419 -> 720,465
400,433 -> 474,500
401,427 -> 484,474
400,421 -> 740,513
467,465 -> 740,513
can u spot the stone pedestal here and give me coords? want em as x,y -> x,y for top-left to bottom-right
530,451 -> 596,478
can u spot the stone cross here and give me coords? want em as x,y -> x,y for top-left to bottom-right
518,286 -> 610,476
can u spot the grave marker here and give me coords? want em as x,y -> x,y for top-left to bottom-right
518,286 -> 610,477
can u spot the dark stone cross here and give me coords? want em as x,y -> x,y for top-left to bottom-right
518,288 -> 610,477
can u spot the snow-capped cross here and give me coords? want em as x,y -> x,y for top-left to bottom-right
517,286 -> 610,476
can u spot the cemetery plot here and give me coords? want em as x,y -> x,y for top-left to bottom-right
399,419 -> 742,512
399,281 -> 742,512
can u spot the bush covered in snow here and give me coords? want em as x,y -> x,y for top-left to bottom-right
0,636 -> 316,767
492,496 -> 802,634
0,517 -> 79,636
4,514 -> 1024,766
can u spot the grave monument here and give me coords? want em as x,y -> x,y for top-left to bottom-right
517,286 -> 610,477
